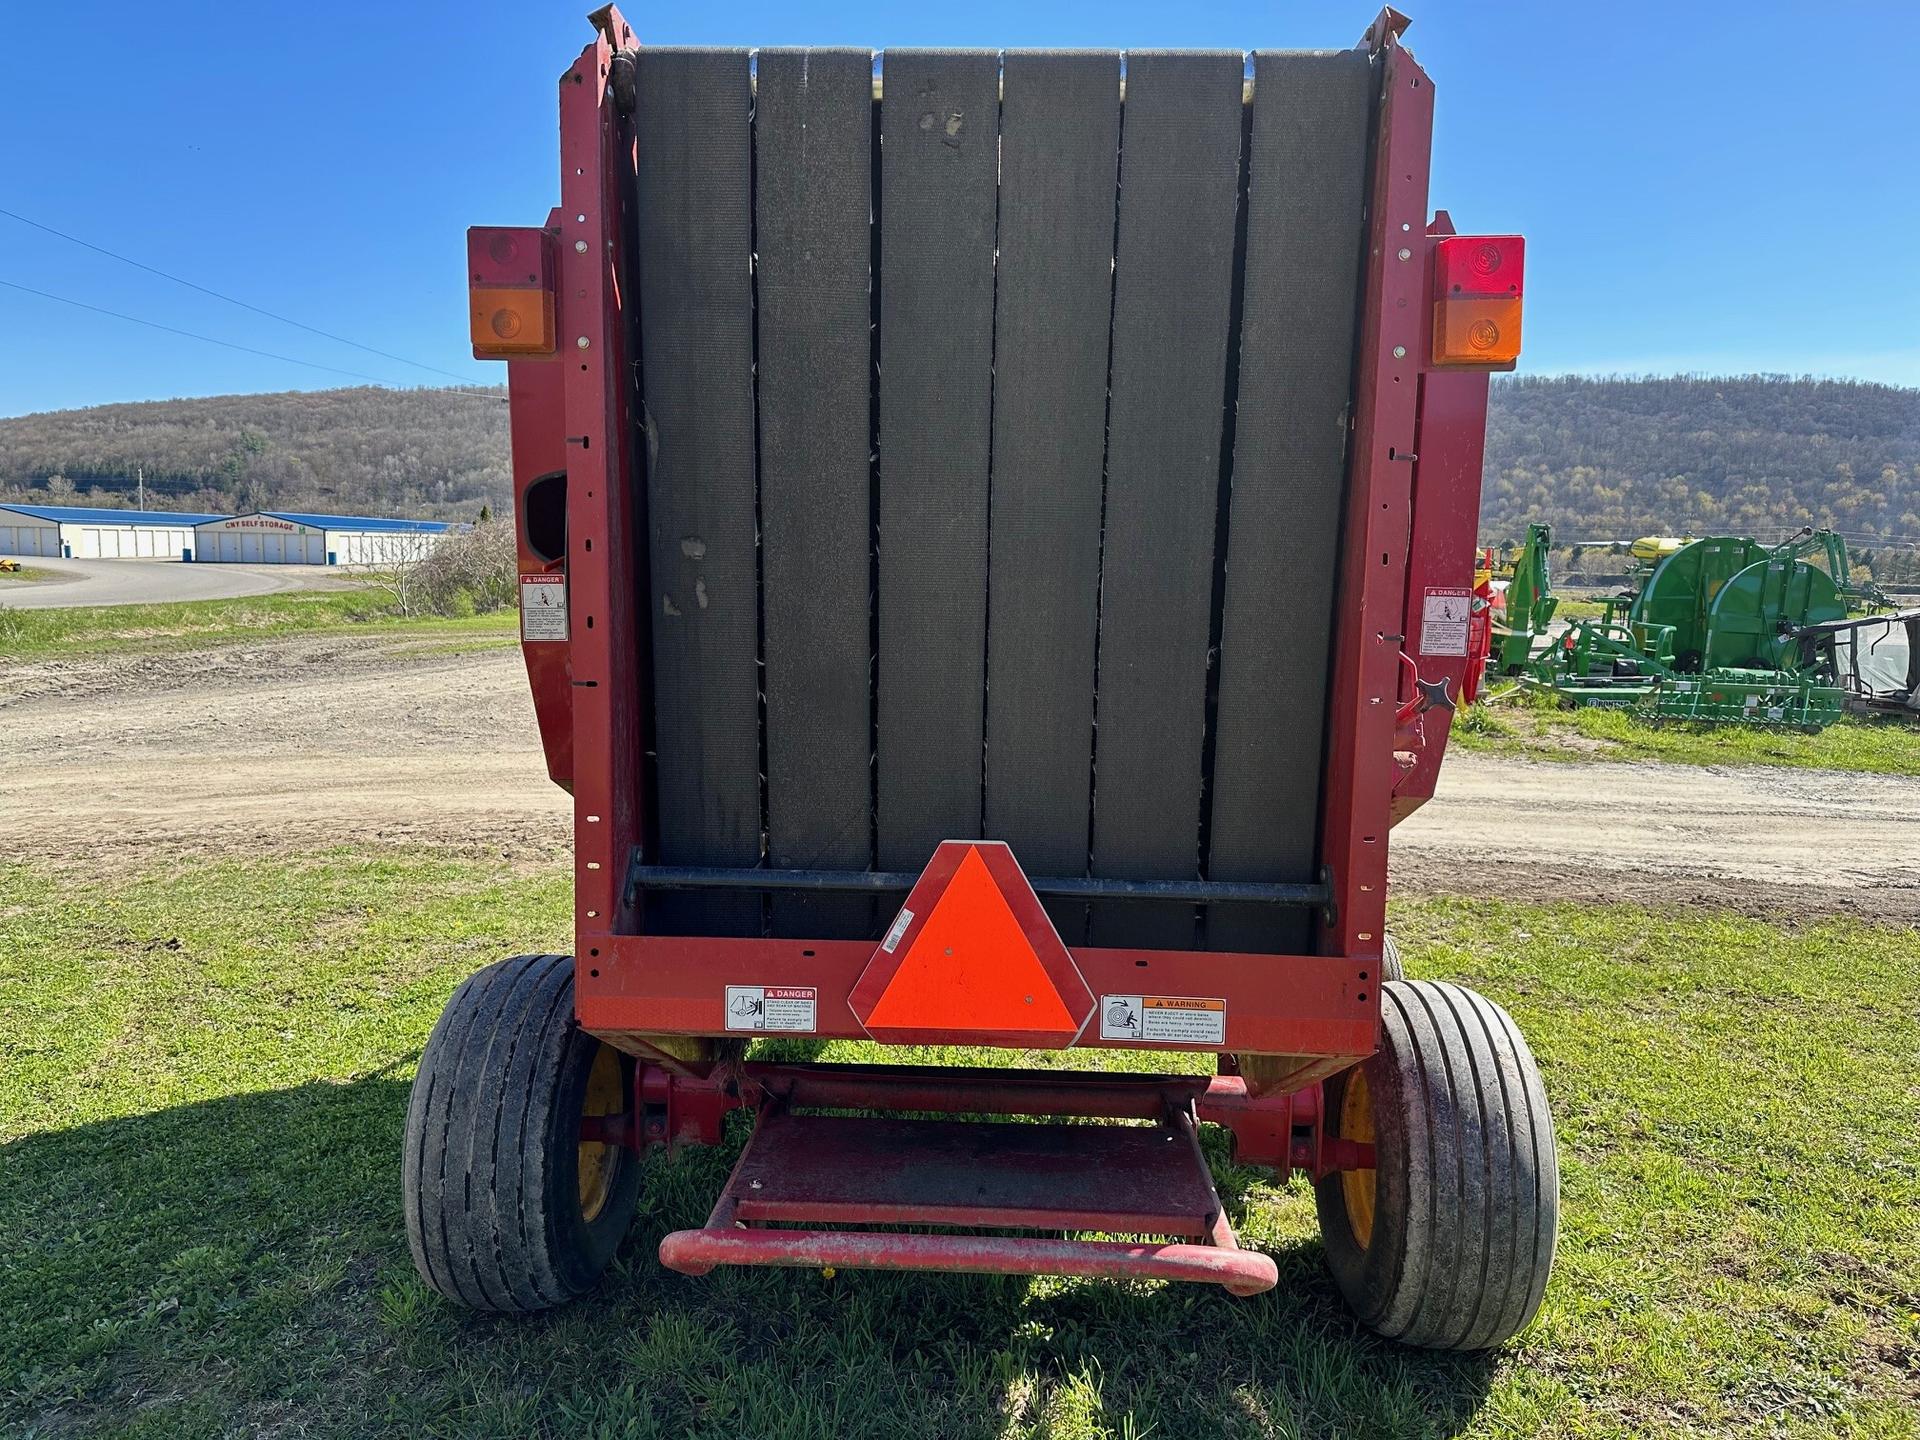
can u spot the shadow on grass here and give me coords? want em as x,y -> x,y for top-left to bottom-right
1,1071 -> 1499,1439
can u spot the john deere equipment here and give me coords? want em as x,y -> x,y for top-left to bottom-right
1522,527 -> 1896,730
1491,522 -> 1556,674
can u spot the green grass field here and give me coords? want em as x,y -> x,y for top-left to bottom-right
0,589 -> 517,662
2,854 -> 1915,1438
0,563 -> 59,584
1453,698 -> 1920,776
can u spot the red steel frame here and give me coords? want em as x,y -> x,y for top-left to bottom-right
493,6 -> 1500,1243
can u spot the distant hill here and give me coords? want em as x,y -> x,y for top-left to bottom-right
1482,374 -> 1920,549
3,375 -> 1916,555
0,387 -> 509,523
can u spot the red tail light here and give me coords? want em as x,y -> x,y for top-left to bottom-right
1431,235 -> 1524,368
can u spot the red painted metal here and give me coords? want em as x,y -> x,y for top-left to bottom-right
506,335 -> 575,789
850,841 -> 1095,1047
556,16 -> 645,942
578,936 -> 1374,1058
724,1111 -> 1222,1233
603,1059 -> 1370,1180
660,1211 -> 1279,1295
658,1103 -> 1279,1294
1315,30 -> 1433,960
1390,210 -> 1496,822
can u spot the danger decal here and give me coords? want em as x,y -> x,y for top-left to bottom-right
1420,586 -> 1472,657
519,573 -> 568,641
724,985 -> 817,1033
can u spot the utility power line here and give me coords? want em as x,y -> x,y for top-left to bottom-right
0,204 -> 478,385
0,277 -> 506,405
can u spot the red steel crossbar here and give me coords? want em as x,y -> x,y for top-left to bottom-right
660,1210 -> 1281,1297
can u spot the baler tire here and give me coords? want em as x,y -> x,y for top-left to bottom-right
403,952 -> 639,1313
1379,934 -> 1405,983
1314,980 -> 1558,1350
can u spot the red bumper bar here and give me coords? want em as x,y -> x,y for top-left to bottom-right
661,1199 -> 1279,1297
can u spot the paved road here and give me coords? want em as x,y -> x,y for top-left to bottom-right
0,557 -> 348,609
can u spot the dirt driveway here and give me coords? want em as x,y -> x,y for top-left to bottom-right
4,637 -> 1917,921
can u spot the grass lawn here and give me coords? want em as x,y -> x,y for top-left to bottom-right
1453,697 -> 1920,776
1549,599 -> 1609,622
0,564 -> 60,584
0,589 -> 517,662
2,853 -> 1916,1438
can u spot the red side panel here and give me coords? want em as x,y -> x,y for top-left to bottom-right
1316,41 -> 1432,959
557,22 -> 647,950
1392,366 -> 1491,821
507,347 -> 574,790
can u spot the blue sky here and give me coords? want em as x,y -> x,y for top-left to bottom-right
2,1 -> 1915,417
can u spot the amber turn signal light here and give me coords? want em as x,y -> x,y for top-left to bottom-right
1433,297 -> 1522,366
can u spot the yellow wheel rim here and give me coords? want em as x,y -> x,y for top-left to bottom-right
1340,1067 -> 1378,1250
577,1042 -> 624,1223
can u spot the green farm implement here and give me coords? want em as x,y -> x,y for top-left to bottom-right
1492,526 -> 1913,731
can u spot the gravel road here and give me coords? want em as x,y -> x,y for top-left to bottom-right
0,557 -> 349,610
4,639 -> 1917,921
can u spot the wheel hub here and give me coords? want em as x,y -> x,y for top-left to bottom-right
578,1042 -> 625,1222
1339,1068 -> 1377,1250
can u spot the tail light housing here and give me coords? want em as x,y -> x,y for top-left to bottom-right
467,226 -> 557,359
1431,234 -> 1523,368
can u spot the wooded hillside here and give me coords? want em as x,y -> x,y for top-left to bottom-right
0,387 -> 509,522
2,375 -> 1915,552
1482,374 -> 1920,548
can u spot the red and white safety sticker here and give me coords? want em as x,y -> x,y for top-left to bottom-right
520,573 -> 568,641
725,985 -> 817,1033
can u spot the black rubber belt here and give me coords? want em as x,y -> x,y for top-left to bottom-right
754,48 -> 876,941
983,50 -> 1122,945
1208,50 -> 1374,954
632,48 -> 760,936
1086,51 -> 1247,950
875,50 -> 1001,872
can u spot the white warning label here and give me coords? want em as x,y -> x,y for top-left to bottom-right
520,573 -> 568,641
1100,994 -> 1227,1045
725,985 -> 817,1033
1420,586 -> 1472,657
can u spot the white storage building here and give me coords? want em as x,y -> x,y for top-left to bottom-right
192,511 -> 452,565
0,503 -> 221,559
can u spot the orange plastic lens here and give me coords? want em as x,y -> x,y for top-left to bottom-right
470,287 -> 555,358
1432,297 -> 1522,366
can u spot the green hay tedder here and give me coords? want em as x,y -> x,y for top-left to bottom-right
1492,525 -> 1918,730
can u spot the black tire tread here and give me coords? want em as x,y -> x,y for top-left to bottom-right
404,953 -> 633,1314
1378,933 -> 1405,983
1316,979 -> 1558,1350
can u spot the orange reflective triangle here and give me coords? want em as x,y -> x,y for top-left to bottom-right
865,846 -> 1077,1033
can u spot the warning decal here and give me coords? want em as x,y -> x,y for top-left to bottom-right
1099,994 -> 1227,1045
1420,586 -> 1471,657
725,985 -> 817,1032
520,573 -> 568,641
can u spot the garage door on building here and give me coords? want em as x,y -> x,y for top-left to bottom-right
0,518 -> 58,556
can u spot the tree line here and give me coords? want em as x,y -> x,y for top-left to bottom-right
2,374 -> 1916,573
